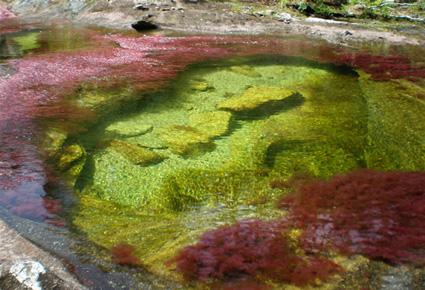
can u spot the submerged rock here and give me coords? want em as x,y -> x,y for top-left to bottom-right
42,128 -> 68,158
189,111 -> 232,138
158,111 -> 231,155
105,120 -> 153,138
58,144 -> 85,171
217,86 -> 295,112
109,139 -> 165,166
229,65 -> 261,77
158,125 -> 211,155
189,81 -> 214,92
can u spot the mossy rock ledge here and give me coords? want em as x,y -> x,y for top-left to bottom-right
217,86 -> 296,111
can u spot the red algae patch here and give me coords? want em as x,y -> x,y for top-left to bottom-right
171,219 -> 342,287
111,243 -> 142,267
280,170 -> 425,265
0,6 -> 15,21
337,53 -> 425,81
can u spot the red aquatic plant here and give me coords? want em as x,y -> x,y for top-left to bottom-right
280,170 -> 425,265
337,53 -> 425,81
171,219 -> 342,286
0,6 -> 15,21
111,243 -> 142,267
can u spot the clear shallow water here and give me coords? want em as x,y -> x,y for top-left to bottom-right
0,24 -> 424,289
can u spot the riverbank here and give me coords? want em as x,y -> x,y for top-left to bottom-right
1,0 -> 425,46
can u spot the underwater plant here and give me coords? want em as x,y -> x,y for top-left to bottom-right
111,243 -> 142,267
338,53 -> 425,81
171,219 -> 342,286
280,169 -> 425,265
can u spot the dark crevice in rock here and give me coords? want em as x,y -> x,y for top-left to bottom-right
131,20 -> 159,32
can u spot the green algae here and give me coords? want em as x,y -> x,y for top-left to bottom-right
105,120 -> 153,138
217,86 -> 296,112
12,31 -> 41,52
58,144 -> 85,170
359,74 -> 425,171
72,193 -> 283,281
73,59 -> 368,209
229,65 -> 262,78
108,139 -> 165,166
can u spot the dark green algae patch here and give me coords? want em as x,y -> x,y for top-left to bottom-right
46,55 -> 425,287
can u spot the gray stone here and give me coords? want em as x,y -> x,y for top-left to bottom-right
0,219 -> 84,289
275,12 -> 292,23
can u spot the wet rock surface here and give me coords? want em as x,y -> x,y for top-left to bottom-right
1,0 -> 424,46
0,216 -> 83,290
0,206 -> 179,289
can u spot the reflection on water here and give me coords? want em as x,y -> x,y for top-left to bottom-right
0,24 -> 424,289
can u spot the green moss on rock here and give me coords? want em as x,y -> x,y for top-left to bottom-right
189,111 -> 232,138
105,120 -> 153,137
108,140 -> 165,166
158,125 -> 211,156
58,144 -> 85,170
189,80 -> 214,92
217,86 -> 296,112
359,74 -> 425,171
229,65 -> 261,78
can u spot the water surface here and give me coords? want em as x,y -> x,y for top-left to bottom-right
1,23 -> 424,289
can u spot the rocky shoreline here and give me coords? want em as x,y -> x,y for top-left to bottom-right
1,0 -> 424,46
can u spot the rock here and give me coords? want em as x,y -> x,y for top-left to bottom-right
105,120 -> 153,137
58,144 -> 85,171
305,17 -> 347,24
159,111 -> 231,155
189,111 -> 232,137
0,219 -> 84,289
109,140 -> 165,166
347,4 -> 366,17
0,64 -> 15,78
217,86 -> 295,112
254,9 -> 275,17
380,266 -> 413,290
67,0 -> 86,14
229,65 -> 261,77
158,125 -> 211,155
131,20 -> 159,32
42,128 -> 67,158
189,81 -> 214,92
275,12 -> 293,23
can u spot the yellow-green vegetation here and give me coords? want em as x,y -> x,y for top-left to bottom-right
72,192 -> 284,281
108,140 -> 166,166
105,120 -> 153,137
12,31 -> 41,52
58,144 -> 85,170
229,65 -> 262,77
58,143 -> 86,186
359,74 -> 425,171
74,82 -> 137,113
76,60 -> 368,210
189,80 -> 214,91
217,86 -> 295,111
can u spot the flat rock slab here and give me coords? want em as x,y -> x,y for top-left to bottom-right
217,86 -> 295,112
0,219 -> 84,290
